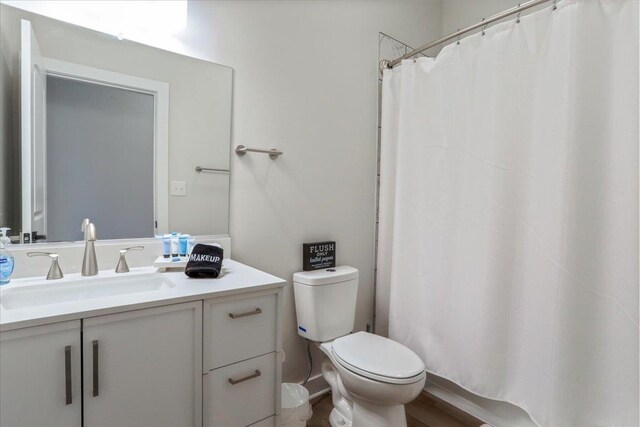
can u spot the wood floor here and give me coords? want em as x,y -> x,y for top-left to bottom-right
307,390 -> 484,427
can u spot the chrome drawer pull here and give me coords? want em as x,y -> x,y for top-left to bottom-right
228,307 -> 262,319
64,346 -> 72,405
228,369 -> 261,385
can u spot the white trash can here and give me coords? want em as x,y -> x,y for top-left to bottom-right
280,383 -> 312,427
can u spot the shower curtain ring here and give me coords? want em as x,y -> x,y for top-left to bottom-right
481,18 -> 487,36
552,0 -> 558,10
456,29 -> 461,45
516,4 -> 522,23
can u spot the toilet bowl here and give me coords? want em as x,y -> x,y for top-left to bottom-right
318,333 -> 426,427
293,267 -> 426,427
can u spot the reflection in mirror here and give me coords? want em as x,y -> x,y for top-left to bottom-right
47,76 -> 155,241
0,4 -> 233,243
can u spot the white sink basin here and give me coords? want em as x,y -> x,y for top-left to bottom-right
0,273 -> 176,311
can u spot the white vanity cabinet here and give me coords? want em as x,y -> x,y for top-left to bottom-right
203,289 -> 283,427
0,321 -> 82,427
0,303 -> 202,427
82,302 -> 202,427
0,262 -> 285,427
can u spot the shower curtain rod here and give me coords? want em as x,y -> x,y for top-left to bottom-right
383,0 -> 554,69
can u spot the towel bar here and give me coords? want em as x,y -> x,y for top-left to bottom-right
195,166 -> 230,173
235,145 -> 283,159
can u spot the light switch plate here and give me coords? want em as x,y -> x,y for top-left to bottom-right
171,180 -> 187,196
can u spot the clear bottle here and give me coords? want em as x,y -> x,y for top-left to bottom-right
0,227 -> 14,285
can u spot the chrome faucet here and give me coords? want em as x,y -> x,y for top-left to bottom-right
81,218 -> 98,276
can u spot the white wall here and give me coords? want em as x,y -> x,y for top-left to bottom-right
173,0 -> 443,382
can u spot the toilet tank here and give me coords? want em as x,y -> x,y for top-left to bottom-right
293,266 -> 359,342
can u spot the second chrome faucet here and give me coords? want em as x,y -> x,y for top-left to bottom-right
81,218 -> 98,276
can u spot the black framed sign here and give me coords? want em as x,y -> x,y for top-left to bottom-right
302,241 -> 336,271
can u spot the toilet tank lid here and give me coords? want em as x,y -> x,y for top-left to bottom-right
293,266 -> 358,286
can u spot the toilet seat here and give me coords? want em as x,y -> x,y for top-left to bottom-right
331,332 -> 426,385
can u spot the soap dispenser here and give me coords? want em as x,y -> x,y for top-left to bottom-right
0,227 -> 15,285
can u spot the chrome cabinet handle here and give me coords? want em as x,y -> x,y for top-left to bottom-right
228,369 -> 261,385
92,340 -> 99,397
228,307 -> 262,319
64,346 -> 72,405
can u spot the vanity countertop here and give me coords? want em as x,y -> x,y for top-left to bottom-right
0,259 -> 285,332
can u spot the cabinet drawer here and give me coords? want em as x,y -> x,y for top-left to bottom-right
204,352 -> 276,427
205,293 -> 277,370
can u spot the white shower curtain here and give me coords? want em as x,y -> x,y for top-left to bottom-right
377,1 -> 638,426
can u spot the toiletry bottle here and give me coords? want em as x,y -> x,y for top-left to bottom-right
187,237 -> 195,255
170,232 -> 179,257
0,228 -> 15,285
162,234 -> 171,258
179,234 -> 189,257
0,228 -> 10,246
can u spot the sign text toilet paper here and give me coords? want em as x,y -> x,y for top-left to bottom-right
302,241 -> 336,271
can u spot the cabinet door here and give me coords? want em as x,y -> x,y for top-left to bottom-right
83,302 -> 202,427
0,321 -> 81,427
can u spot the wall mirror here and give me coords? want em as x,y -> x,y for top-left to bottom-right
0,4 -> 232,243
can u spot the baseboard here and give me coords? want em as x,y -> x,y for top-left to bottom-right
302,373 -> 330,400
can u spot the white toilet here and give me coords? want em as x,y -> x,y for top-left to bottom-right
293,266 -> 426,427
